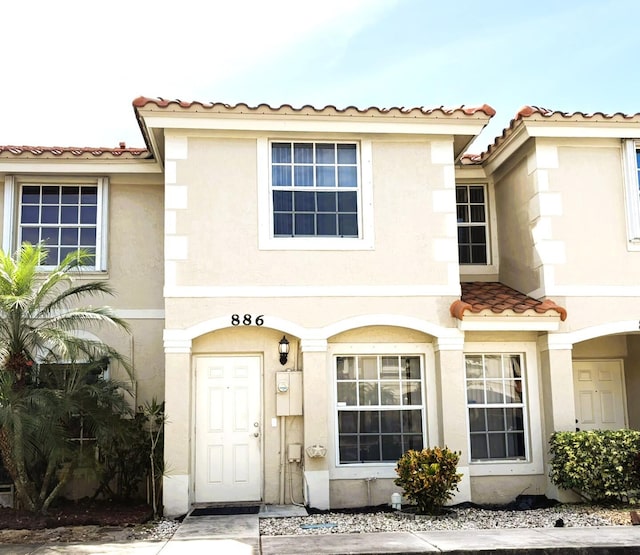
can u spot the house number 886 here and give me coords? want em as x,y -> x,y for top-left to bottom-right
231,314 -> 264,326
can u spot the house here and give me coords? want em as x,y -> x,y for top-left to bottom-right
0,98 -> 639,517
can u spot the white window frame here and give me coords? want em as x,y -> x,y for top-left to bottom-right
3,176 -> 109,271
257,138 -> 374,250
622,139 -> 640,249
464,342 -> 543,477
327,342 -> 435,480
456,183 -> 491,266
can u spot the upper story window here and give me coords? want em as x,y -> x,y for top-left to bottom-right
456,184 -> 488,264
465,353 -> 527,462
271,142 -> 359,238
4,177 -> 108,271
335,355 -> 424,464
622,140 -> 640,247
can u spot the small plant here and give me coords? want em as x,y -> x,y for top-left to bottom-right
549,430 -> 640,504
394,447 -> 462,515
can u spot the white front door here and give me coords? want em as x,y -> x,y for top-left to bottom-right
195,356 -> 262,502
573,359 -> 626,431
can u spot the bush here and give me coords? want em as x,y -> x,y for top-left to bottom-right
394,447 -> 462,515
549,430 -> 640,503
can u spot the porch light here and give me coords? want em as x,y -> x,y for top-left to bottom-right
278,336 -> 290,366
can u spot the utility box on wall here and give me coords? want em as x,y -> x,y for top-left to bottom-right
276,371 -> 303,416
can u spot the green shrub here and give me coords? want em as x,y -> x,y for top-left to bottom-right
549,430 -> 640,503
394,447 -> 462,515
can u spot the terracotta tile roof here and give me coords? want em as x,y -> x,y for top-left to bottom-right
483,105 -> 640,159
132,96 -> 496,118
450,281 -> 567,321
459,153 -> 482,165
0,144 -> 150,159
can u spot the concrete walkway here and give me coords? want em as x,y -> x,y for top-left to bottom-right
4,506 -> 640,554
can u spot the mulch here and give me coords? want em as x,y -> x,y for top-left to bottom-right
0,499 -> 153,530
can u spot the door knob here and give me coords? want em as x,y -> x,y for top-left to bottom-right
253,432 -> 259,437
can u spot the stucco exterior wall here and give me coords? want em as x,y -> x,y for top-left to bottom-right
169,135 -> 454,289
493,148 -> 540,293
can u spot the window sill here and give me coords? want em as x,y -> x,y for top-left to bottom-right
329,463 -> 397,480
468,459 -> 542,476
259,236 -> 374,251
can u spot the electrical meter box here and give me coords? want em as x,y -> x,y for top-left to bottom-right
276,371 -> 303,416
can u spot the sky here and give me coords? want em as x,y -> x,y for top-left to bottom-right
1,0 -> 639,153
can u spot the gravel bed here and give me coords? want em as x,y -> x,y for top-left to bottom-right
260,505 -> 634,536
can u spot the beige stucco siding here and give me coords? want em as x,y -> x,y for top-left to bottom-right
108,180 -> 164,309
171,136 -> 454,288
549,145 -> 634,286
493,151 -> 539,293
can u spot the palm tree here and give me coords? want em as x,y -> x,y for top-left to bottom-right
0,242 -> 133,513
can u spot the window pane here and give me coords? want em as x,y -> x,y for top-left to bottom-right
359,382 -> 379,405
272,165 -> 292,187
272,143 -> 291,163
274,213 -> 292,235
381,435 -> 402,461
44,248 -> 58,265
505,407 -> 524,431
358,357 -> 378,379
41,206 -> 59,224
61,228 -> 79,245
338,214 -> 358,236
471,246 -> 487,264
337,144 -> 356,164
316,166 -> 335,187
339,436 -> 358,463
456,186 -> 467,203
337,191 -> 357,211
484,355 -> 502,378
402,382 -> 422,405
380,410 -> 400,433
402,357 -> 420,379
469,186 -> 485,203
293,143 -> 313,163
21,206 -> 39,224
507,432 -> 525,458
485,380 -> 505,403
458,245 -> 471,264
470,226 -> 486,242
316,144 -> 335,164
42,186 -> 60,204
505,380 -> 523,403
488,433 -> 507,459
316,214 -> 336,236
469,408 -> 486,432
60,247 -> 77,261
470,434 -> 488,459
338,412 -> 357,433
470,205 -> 486,222
61,205 -> 79,224
467,382 -> 485,404
402,410 -> 423,433
381,383 -> 400,405
360,411 -> 379,433
294,214 -> 314,235
337,382 -> 357,405
41,227 -> 59,245
21,227 -> 39,244
360,436 -> 380,462
458,227 -> 470,243
294,166 -> 313,187
338,166 -> 357,187
337,357 -> 356,380
81,187 -> 97,204
457,205 -> 468,223
316,192 -> 336,212
80,227 -> 96,247
61,186 -> 79,204
486,408 -> 506,431
22,186 -> 40,204
381,357 -> 398,378
405,434 -> 423,451
273,191 -> 292,211
80,206 -> 97,225
294,191 -> 315,212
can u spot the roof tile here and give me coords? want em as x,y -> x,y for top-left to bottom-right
450,282 -> 567,321
0,145 -> 149,159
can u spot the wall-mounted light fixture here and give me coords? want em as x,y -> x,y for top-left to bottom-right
278,336 -> 290,366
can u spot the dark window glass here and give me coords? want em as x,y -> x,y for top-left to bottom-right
294,214 -> 314,235
316,214 -> 336,236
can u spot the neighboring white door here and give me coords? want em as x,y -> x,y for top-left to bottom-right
573,360 -> 626,431
195,356 -> 261,502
